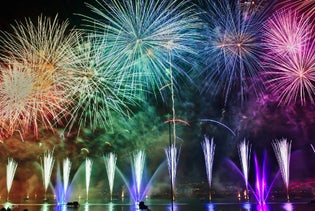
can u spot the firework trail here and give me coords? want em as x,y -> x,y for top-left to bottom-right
197,0 -> 275,103
0,15 -> 79,138
64,34 -> 140,133
263,11 -> 315,106
80,0 -> 202,98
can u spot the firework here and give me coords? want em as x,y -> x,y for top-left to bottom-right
238,139 -> 251,191
64,34 -> 140,133
6,158 -> 18,197
103,153 -> 116,201
198,0 -> 274,103
165,144 -> 181,200
263,10 -> 312,57
272,138 -> 292,200
81,0 -> 201,98
263,40 -> 315,105
0,64 -> 69,138
0,15 -> 79,138
201,136 -> 216,200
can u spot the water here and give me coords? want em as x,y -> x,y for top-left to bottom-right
3,199 -> 315,211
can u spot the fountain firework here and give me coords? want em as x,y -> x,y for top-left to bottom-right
201,136 -> 216,201
238,139 -> 251,197
103,153 -> 117,201
272,138 -> 292,200
41,150 -> 55,200
85,157 -> 93,201
6,158 -> 18,201
165,144 -> 181,200
63,158 -> 72,202
131,150 -> 146,202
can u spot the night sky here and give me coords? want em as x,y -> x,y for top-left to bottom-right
0,0 -> 315,202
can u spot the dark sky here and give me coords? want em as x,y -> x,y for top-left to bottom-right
0,0 -> 89,31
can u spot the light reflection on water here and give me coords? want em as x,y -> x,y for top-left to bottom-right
2,200 -> 314,211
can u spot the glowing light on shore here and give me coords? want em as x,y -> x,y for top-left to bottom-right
104,153 -> 117,201
201,136 -> 216,201
272,138 -> 292,200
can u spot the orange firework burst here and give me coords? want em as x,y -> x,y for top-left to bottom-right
0,15 -> 79,139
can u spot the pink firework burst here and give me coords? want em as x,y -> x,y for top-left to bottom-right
263,10 -> 312,56
263,10 -> 315,106
264,40 -> 315,106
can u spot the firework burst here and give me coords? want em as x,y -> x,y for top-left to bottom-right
0,15 -> 78,139
198,0 -> 274,103
263,10 -> 312,56
263,11 -> 315,106
64,34 -> 140,133
80,0 -> 202,98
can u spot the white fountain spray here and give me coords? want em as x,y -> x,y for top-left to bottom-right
63,158 -> 72,200
165,144 -> 181,201
6,158 -> 18,201
104,153 -> 117,201
41,150 -> 55,200
272,138 -> 292,200
201,136 -> 216,201
85,157 -> 93,202
238,139 -> 251,199
132,150 -> 146,202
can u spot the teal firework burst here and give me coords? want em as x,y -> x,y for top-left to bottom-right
80,0 -> 202,98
